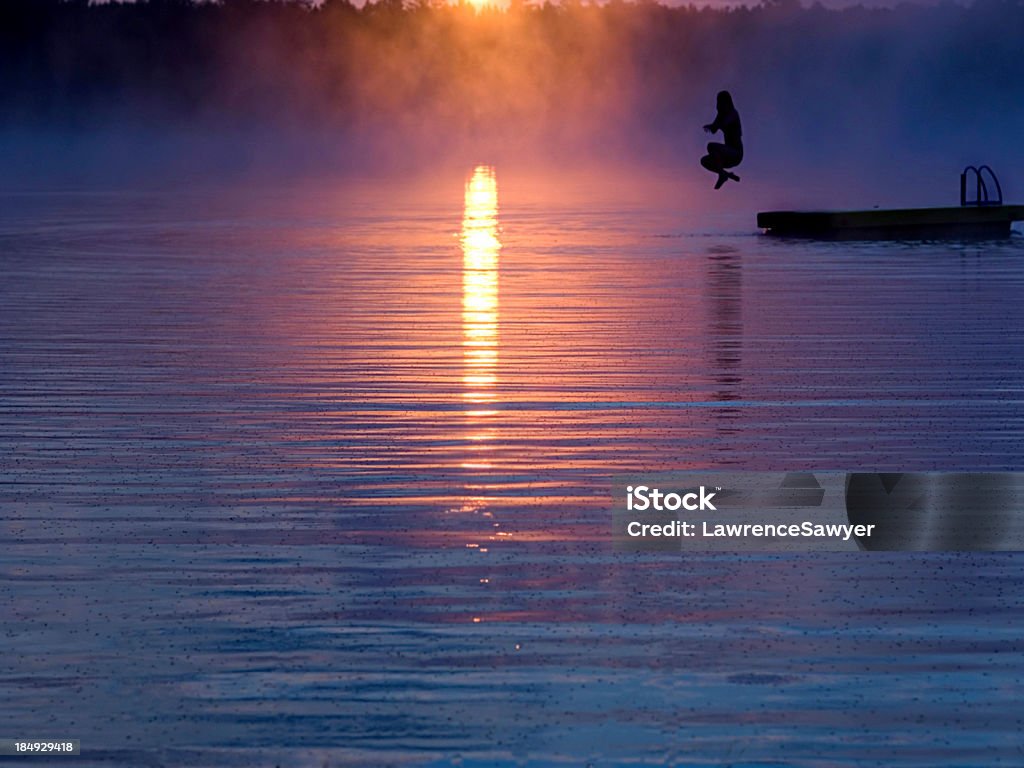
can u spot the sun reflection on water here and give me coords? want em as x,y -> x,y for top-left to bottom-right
461,166 -> 500,444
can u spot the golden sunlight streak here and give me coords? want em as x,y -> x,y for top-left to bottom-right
461,165 -> 500,407
460,165 -> 500,471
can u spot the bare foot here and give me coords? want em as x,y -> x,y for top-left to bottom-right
727,172 -> 740,182
714,173 -> 728,190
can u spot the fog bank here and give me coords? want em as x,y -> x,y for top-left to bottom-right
3,0 -> 1024,200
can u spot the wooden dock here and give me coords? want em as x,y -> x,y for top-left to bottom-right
757,205 -> 1024,240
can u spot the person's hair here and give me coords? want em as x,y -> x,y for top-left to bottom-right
716,90 -> 735,113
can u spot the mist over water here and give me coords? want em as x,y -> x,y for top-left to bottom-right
4,0 -> 1024,204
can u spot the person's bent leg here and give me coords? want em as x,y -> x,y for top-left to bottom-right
704,143 -> 741,187
718,147 -> 742,182
718,148 -> 741,168
703,143 -> 727,174
701,154 -> 720,173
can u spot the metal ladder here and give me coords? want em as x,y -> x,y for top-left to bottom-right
961,165 -> 1003,207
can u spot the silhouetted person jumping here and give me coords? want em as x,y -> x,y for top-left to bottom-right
702,90 -> 743,189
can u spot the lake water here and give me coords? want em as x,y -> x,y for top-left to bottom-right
2,166 -> 1024,766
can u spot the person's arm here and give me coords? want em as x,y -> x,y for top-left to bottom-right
703,111 -> 722,134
